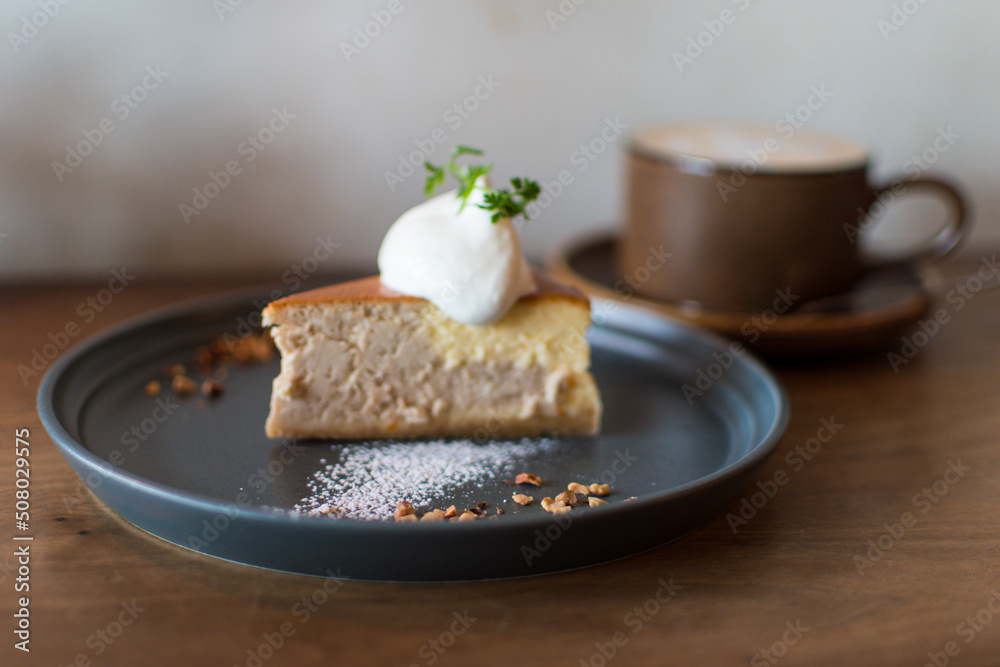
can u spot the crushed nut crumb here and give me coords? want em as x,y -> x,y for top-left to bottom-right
371,472 -> 618,524
515,473 -> 543,486
195,346 -> 215,368
171,375 -> 197,396
555,490 -> 578,506
541,497 -> 569,513
200,379 -> 224,397
393,501 -> 415,518
209,339 -> 229,358
624,496 -> 637,503
166,364 -> 186,378
230,333 -> 276,364
143,380 -> 161,397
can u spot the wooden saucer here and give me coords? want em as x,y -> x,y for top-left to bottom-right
546,234 -> 939,358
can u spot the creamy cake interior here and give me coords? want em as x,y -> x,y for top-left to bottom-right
262,272 -> 601,440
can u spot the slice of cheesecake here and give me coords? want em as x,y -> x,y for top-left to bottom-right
262,270 -> 601,440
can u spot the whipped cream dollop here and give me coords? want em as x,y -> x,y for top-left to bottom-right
377,184 -> 536,325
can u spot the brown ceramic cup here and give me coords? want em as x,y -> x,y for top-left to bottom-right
621,122 -> 967,312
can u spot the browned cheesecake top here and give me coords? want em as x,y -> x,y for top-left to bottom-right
266,269 -> 588,310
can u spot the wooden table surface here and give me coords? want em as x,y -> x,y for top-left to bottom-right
3,258 -> 999,667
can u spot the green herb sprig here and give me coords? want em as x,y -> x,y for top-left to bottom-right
424,146 -> 541,223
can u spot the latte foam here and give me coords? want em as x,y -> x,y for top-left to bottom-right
633,122 -> 868,173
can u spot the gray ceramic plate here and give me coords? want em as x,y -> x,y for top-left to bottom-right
38,288 -> 788,581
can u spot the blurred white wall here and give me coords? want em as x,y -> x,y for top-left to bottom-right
0,0 -> 996,279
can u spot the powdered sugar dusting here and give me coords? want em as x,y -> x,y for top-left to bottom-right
295,438 -> 559,520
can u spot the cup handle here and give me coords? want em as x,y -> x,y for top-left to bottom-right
861,175 -> 968,268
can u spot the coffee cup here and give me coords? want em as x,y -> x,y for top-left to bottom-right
621,122 -> 967,312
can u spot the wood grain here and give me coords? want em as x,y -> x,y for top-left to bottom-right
2,261 -> 1000,666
